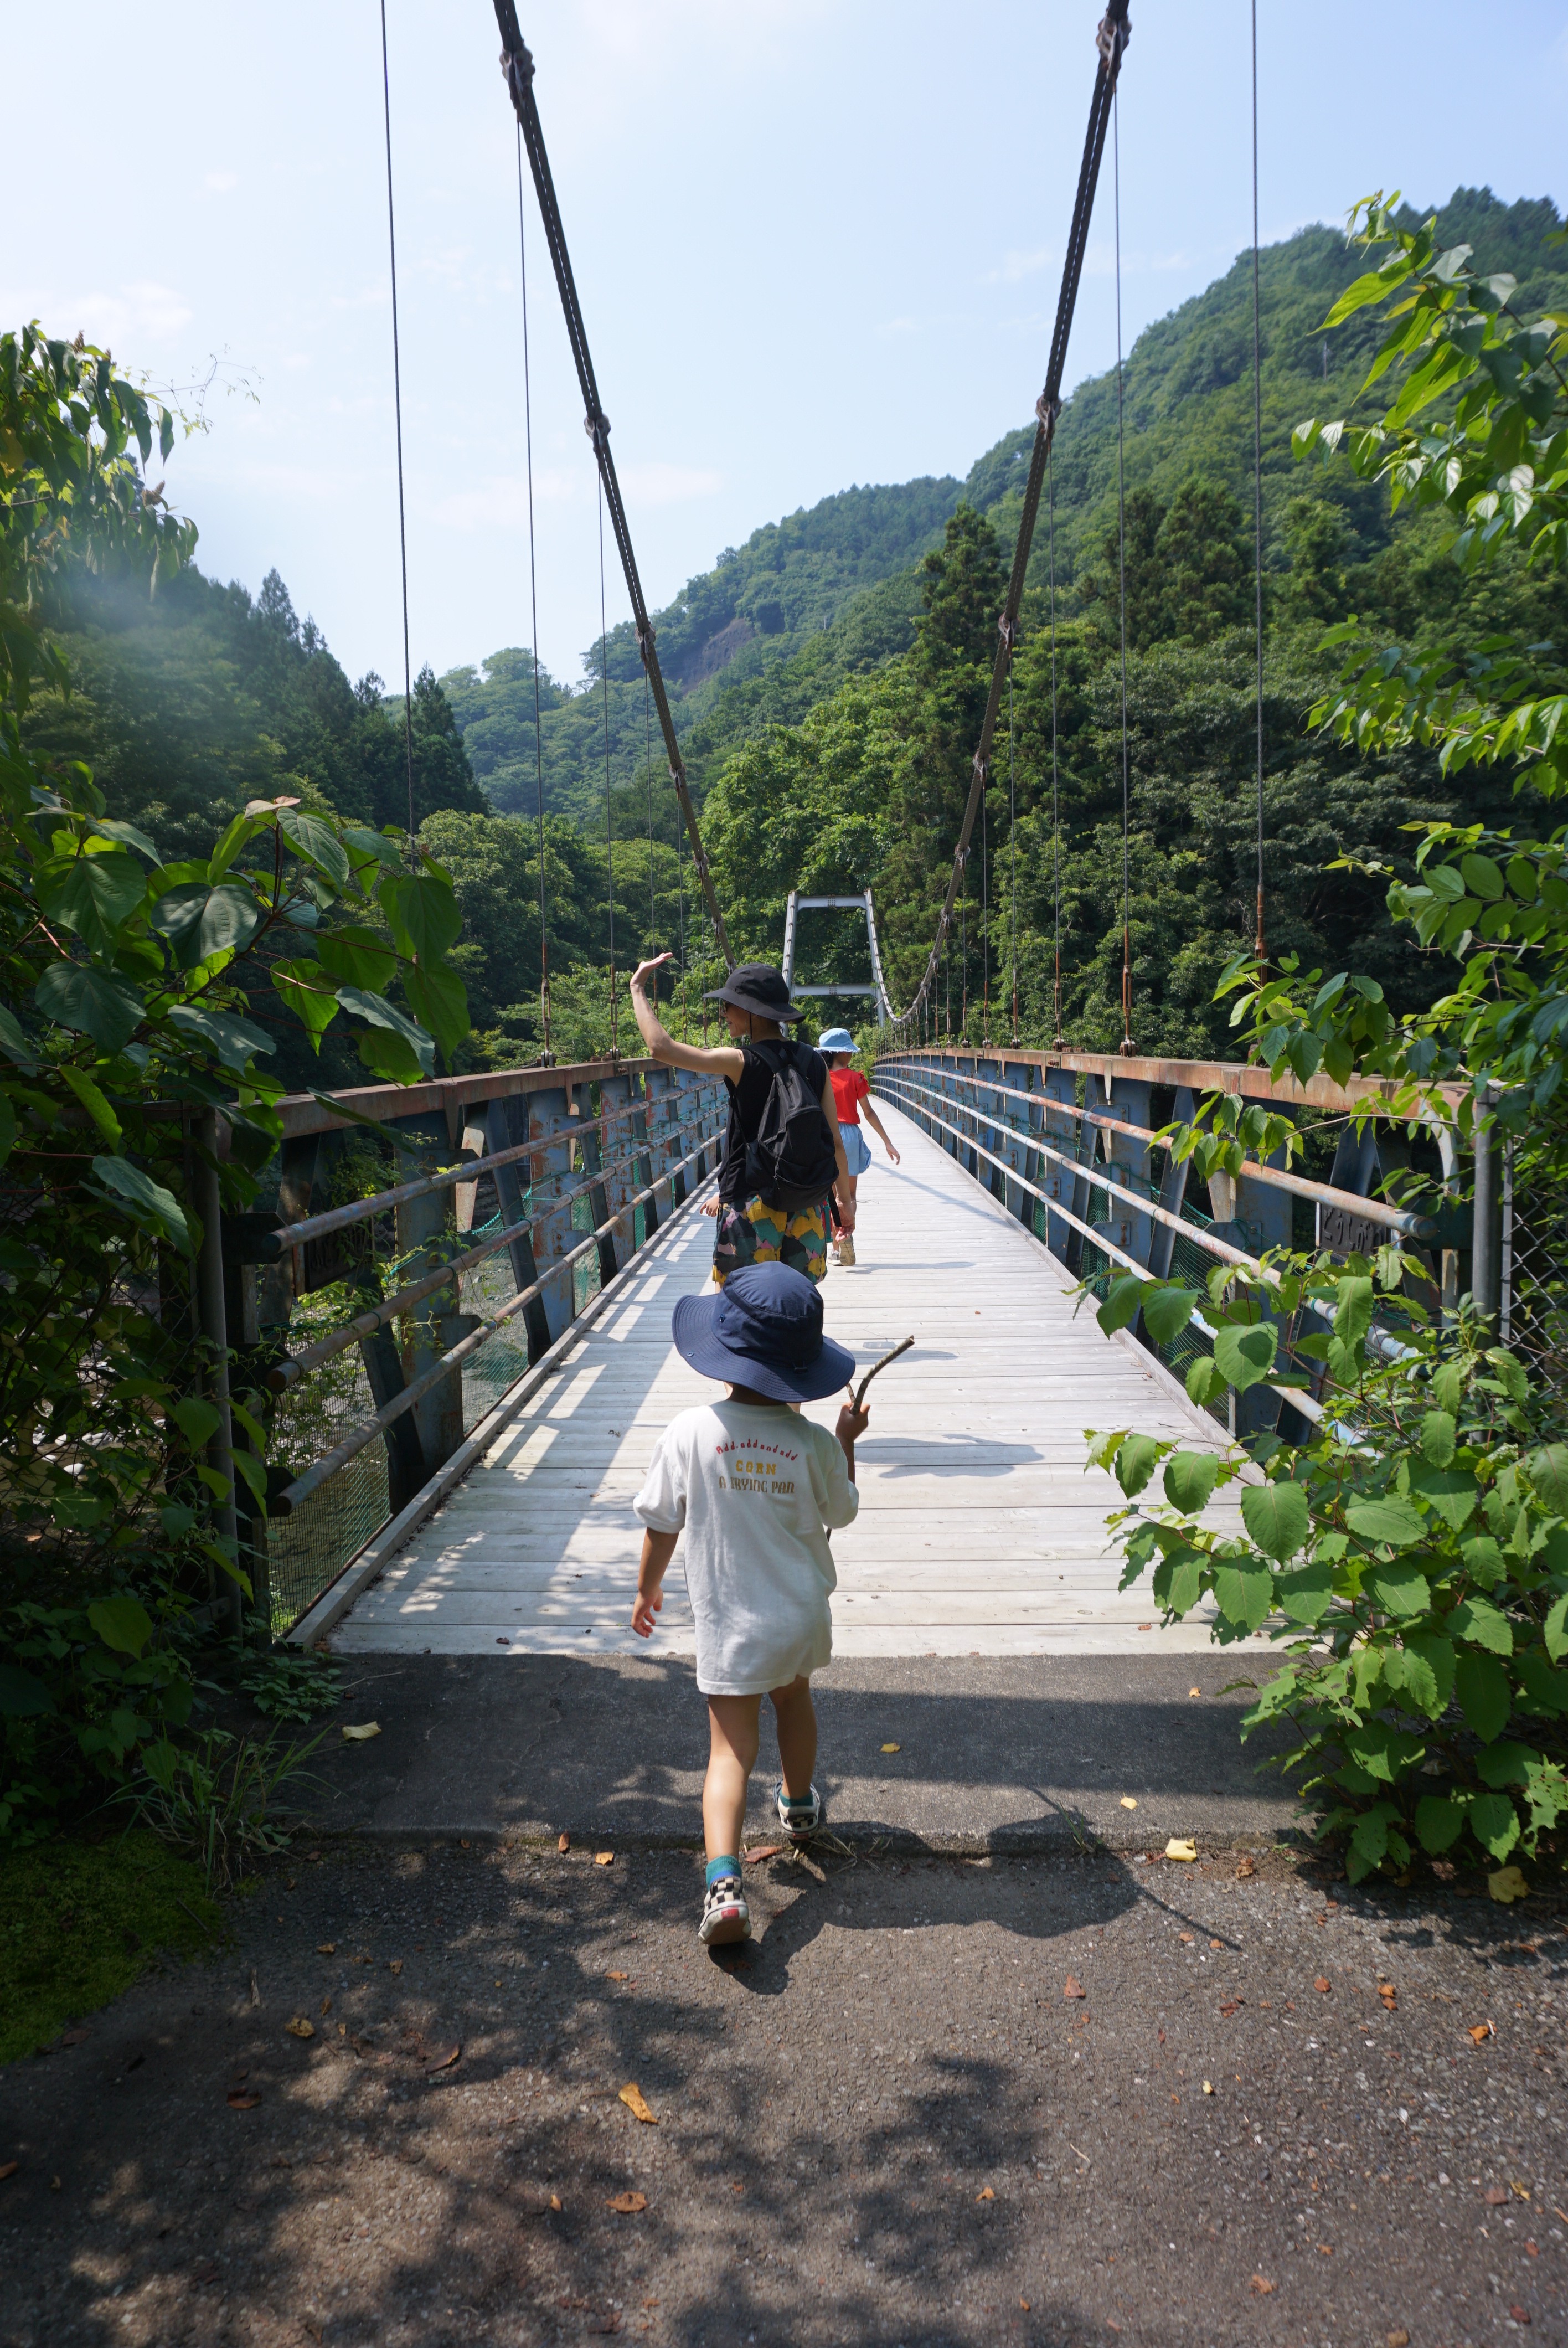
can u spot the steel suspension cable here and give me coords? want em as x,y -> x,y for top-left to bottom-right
493,4 -> 732,967
1250,0 -> 1267,961
1008,647 -> 1018,1045
645,666 -> 656,950
882,0 -> 1131,1034
1049,446 -> 1064,1048
1113,84 -> 1133,1055
597,472 -> 618,1054
981,767 -> 990,1047
378,0 -> 417,849
514,121 -> 553,1063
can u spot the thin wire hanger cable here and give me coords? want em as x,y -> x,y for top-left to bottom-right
514,120 -> 553,1063
1250,0 -> 1267,961
1008,646 -> 1018,1046
1113,85 -> 1133,1055
645,667 -> 656,952
597,471 -> 618,1054
981,770 -> 989,1049
378,0 -> 417,853
1049,445 -> 1064,1049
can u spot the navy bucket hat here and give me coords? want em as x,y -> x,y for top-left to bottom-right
672,1263 -> 857,1403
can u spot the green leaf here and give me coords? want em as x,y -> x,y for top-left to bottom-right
37,849 -> 147,955
1096,1274 -> 1145,1336
278,808 -> 350,888
271,957 -> 341,1049
89,1155 -> 195,1253
1420,1410 -> 1456,1467
0,1003 -> 35,1073
35,962 -> 143,1054
90,817 -> 161,861
1275,1556 -> 1333,1624
1114,1434 -> 1162,1499
1241,1479 -> 1311,1562
403,961 -> 469,1064
355,1026 -> 427,1085
1455,1652 -> 1512,1741
1364,1559 -> 1433,1617
0,1665 -> 56,1718
1347,1496 -> 1426,1549
1461,1533 -> 1507,1588
232,1449 -> 268,1506
151,879 -> 264,970
1514,1652 -> 1568,1715
165,1003 -> 276,1073
379,872 -> 462,962
1415,1794 -> 1466,1853
1163,1450 -> 1220,1512
1185,1357 -> 1219,1408
342,825 -> 402,874
1449,1597 -> 1514,1655
57,1064 -> 122,1145
0,1092 -> 16,1170
1545,1593 -> 1568,1664
1460,852 -> 1505,900
1476,1739 -> 1536,1789
1347,1806 -> 1394,1880
1213,1562 -> 1272,1632
1487,1348 -> 1530,1404
1141,1284 -> 1196,1345
1333,1274 -> 1375,1350
1527,1442 -> 1568,1514
1213,1319 -> 1277,1394
206,808 -> 265,882
315,925 -> 398,992
339,987 -> 435,1080
88,1594 -> 153,1657
1406,1461 -> 1478,1532
1467,1789 -> 1520,1861
1402,1630 -> 1456,1713
170,1397 -> 220,1448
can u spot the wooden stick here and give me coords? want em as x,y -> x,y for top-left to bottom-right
853,1335 -> 914,1412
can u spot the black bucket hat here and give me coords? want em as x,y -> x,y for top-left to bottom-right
672,1263 -> 857,1403
703,961 -> 803,1023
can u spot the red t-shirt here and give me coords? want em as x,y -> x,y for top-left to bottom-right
831,1067 -> 870,1126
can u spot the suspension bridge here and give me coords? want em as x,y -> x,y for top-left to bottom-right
203,2 -> 1493,1669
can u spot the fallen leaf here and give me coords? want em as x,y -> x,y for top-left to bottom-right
319,1997 -> 331,2017
558,1832 -> 571,1852
0,2162 -> 18,2182
1202,2080 -> 1214,2095
1235,1856 -> 1256,1878
1489,1865 -> 1530,1904
302,2322 -> 324,2344
389,1959 -> 403,1975
1165,1838 -> 1197,1862
607,2191 -> 647,2213
341,1722 -> 380,1742
422,2043 -> 461,2073
1510,2310 -> 1531,2327
1178,1932 -> 1194,1945
1138,1623 -> 1153,1631
1250,2275 -> 1275,2295
743,1846 -> 782,1865
549,2192 -> 563,2211
226,2092 -> 261,2110
595,1852 -> 615,1867
587,2315 -> 622,2334
1314,1978 -> 1330,1995
1513,2181 -> 1533,2201
1219,2000 -> 1244,2018
607,1971 -> 631,1982
1209,1937 -> 1224,1950
730,2182 -> 745,2196
285,2017 -> 316,2040
1020,2302 -> 1031,2314
1387,2331 -> 1410,2348
1469,2021 -> 1494,2043
1062,1976 -> 1086,2000
1188,1687 -> 1201,1699
58,2027 -> 90,2046
880,1742 -> 901,1753
620,2083 -> 658,2124
1484,2185 -> 1509,2205
1317,2242 -> 1333,2254
1119,1797 -> 1138,1810
316,1943 -> 336,1956
974,2185 -> 995,2201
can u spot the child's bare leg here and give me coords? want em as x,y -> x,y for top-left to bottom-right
770,1674 -> 817,1801
704,1694 -> 761,1859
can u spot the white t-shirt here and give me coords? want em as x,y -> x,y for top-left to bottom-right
633,1399 -> 859,1696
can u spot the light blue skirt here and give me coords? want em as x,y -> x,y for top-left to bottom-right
842,1122 -> 873,1177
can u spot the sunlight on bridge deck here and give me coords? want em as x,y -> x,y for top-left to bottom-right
330,1101 -> 1236,1660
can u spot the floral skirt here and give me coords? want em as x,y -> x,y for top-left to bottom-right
712,1194 -> 829,1288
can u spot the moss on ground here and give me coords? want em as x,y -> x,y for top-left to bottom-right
0,1830 -> 223,2065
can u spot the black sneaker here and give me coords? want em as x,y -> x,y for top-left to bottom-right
699,1873 -> 750,1946
775,1779 -> 825,1846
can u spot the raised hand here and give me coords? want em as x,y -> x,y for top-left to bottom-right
630,951 -> 675,996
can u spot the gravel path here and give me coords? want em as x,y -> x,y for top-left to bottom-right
1,1839 -> 1562,2347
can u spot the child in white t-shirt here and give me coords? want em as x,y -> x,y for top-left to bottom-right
631,1261 -> 868,1946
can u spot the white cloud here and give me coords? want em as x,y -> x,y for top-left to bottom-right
204,171 -> 239,193
0,280 -> 194,346
987,246 -> 1055,286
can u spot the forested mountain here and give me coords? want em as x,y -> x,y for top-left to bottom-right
22,184 -> 1566,1072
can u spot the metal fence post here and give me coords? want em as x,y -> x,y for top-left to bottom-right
1473,1086 -> 1500,1326
193,1108 -> 243,1638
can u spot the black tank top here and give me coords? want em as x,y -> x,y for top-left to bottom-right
718,1038 -> 829,1204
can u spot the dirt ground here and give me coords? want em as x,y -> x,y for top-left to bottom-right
0,1837 -> 1562,2348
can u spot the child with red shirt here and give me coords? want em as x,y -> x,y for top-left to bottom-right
817,1028 -> 900,1266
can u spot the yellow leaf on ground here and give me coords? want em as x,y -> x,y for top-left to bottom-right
1202,2080 -> 1213,2095
1250,2276 -> 1275,2295
1468,2021 -> 1494,2044
1119,1798 -> 1138,1810
607,1971 -> 630,1982
1488,1865 -> 1530,1904
549,2192 -> 562,2212
607,2191 -> 647,2213
881,1743 -> 901,1753
1165,1838 -> 1197,1862
285,2017 -> 316,2040
1189,1687 -> 1201,1699
595,1852 -> 615,1867
342,1722 -> 380,1743
974,2186 -> 994,2201
620,2083 -> 658,2125
316,1943 -> 336,1955
558,1833 -> 570,1853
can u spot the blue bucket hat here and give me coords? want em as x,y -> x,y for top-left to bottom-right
818,1026 -> 857,1053
671,1263 -> 857,1403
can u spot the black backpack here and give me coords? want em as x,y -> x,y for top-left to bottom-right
742,1040 -> 840,1213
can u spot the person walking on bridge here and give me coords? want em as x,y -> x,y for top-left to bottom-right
817,1028 -> 900,1269
628,956 -> 851,1287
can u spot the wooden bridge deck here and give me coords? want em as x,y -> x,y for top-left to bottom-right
330,1099 -> 1228,1660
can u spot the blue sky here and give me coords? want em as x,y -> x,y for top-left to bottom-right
8,2 -> 1567,692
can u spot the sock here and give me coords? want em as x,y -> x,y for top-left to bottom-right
780,1788 -> 814,1812
705,1855 -> 741,1887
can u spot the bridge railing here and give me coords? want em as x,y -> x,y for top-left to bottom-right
214,1057 -> 725,1642
873,1047 -> 1482,1438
